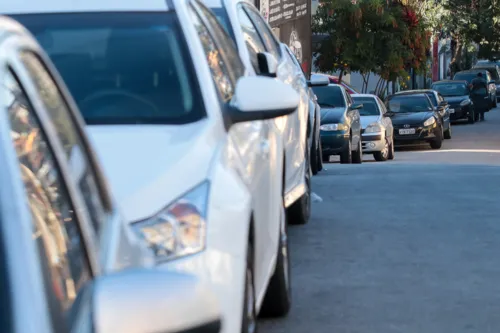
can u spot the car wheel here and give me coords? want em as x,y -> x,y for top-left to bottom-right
340,138 -> 352,164
288,147 -> 311,225
444,123 -> 452,139
260,199 -> 291,317
322,153 -> 330,163
317,140 -> 323,171
430,126 -> 443,150
388,135 -> 395,160
241,243 -> 257,333
310,133 -> 319,176
352,137 -> 363,164
373,138 -> 389,162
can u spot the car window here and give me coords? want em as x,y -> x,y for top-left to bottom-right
432,83 -> 469,96
3,69 -> 91,330
14,12 -> 205,125
425,92 -> 438,106
193,1 -> 245,80
18,51 -> 110,235
387,95 -> 432,112
311,85 -> 346,108
188,5 -> 235,102
236,5 -> 267,73
352,97 -> 380,116
243,5 -> 281,60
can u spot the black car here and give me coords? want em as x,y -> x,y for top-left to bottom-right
384,93 -> 444,149
431,80 -> 475,123
453,69 -> 497,108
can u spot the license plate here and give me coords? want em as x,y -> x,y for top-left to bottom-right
399,128 -> 416,135
449,109 -> 455,113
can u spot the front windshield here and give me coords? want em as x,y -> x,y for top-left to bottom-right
352,97 -> 380,116
312,85 -> 346,108
454,72 -> 485,83
13,12 -> 205,125
432,83 -> 469,96
475,67 -> 500,81
386,95 -> 432,113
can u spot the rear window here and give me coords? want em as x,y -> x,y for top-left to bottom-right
312,85 -> 346,108
12,12 -> 206,125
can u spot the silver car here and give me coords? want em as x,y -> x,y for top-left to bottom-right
0,16 -> 221,333
352,94 -> 395,162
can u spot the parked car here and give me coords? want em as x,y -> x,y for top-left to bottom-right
431,80 -> 476,123
311,84 -> 363,164
204,0 -> 320,227
0,16 -> 221,333
7,2 -> 300,333
453,69 -> 497,108
392,90 -> 452,139
351,94 -> 395,162
284,48 -> 329,175
384,93 -> 445,149
472,63 -> 500,102
311,72 -> 360,94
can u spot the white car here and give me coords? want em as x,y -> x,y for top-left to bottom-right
0,16 -> 221,333
204,0 -> 327,225
5,1 -> 300,333
351,94 -> 395,161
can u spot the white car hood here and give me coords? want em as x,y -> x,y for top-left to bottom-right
360,115 -> 381,129
87,120 -> 216,222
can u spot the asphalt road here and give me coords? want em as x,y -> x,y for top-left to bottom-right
260,107 -> 500,333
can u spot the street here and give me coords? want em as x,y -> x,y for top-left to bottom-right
260,107 -> 500,333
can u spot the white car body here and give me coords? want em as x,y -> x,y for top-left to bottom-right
0,16 -> 220,333
3,1 -> 296,332
351,94 -> 395,160
203,0 -> 313,215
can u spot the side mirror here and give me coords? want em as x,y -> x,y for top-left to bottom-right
94,270 -> 221,333
227,76 -> 298,124
351,103 -> 363,110
257,52 -> 278,78
307,73 -> 330,87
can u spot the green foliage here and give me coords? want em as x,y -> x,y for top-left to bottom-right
312,0 -> 431,83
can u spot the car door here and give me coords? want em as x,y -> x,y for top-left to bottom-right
241,4 -> 309,198
188,1 -> 278,293
377,97 -> 393,139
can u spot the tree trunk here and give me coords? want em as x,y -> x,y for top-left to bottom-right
449,38 -> 463,78
338,67 -> 344,84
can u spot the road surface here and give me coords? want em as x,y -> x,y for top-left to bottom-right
260,107 -> 500,333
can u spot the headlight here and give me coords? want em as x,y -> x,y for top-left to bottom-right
460,99 -> 471,106
364,123 -> 382,133
131,181 -> 209,262
320,123 -> 348,131
423,117 -> 436,127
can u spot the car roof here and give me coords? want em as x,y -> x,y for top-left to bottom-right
351,93 -> 377,98
432,80 -> 468,84
394,89 -> 434,95
2,0 -> 171,14
388,92 -> 428,99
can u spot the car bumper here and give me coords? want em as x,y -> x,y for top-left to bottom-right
393,124 -> 439,145
320,131 -> 349,154
448,105 -> 472,120
157,248 -> 246,333
361,133 -> 385,152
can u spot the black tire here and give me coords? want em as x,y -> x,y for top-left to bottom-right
352,138 -> 363,164
468,110 -> 475,124
340,138 -> 352,164
430,126 -> 443,149
288,150 -> 311,225
310,129 -> 319,175
388,136 -> 395,160
444,124 -> 452,139
475,111 -> 480,122
241,243 -> 257,333
260,203 -> 291,318
373,138 -> 390,162
317,140 -> 323,171
322,154 -> 330,163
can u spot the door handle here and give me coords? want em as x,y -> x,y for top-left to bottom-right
259,139 -> 270,159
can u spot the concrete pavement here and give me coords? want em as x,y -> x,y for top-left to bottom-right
260,107 -> 500,333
